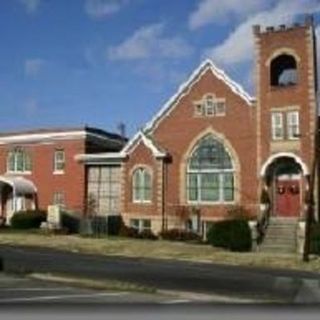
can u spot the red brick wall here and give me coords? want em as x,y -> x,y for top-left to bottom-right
0,139 -> 86,214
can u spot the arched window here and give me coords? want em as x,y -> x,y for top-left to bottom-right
7,148 -> 32,173
132,167 -> 152,203
270,54 -> 297,87
187,135 -> 234,203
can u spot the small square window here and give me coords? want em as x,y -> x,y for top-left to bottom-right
142,219 -> 151,231
130,219 -> 140,230
216,101 -> 226,116
194,104 -> 203,116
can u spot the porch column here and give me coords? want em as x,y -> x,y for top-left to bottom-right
12,186 -> 17,213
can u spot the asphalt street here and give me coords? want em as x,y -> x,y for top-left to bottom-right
0,273 -> 186,304
0,245 -> 320,303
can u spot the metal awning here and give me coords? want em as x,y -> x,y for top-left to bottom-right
0,175 -> 37,195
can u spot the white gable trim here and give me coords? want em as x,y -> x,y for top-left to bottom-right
122,59 -> 254,158
122,131 -> 166,158
144,59 -> 255,133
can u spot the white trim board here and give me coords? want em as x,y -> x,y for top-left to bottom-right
74,152 -> 127,164
0,131 -> 123,145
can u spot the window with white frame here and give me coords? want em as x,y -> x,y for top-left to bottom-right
194,94 -> 226,117
215,100 -> 226,116
130,219 -> 151,232
53,192 -> 65,207
287,111 -> 300,139
132,168 -> 152,203
194,103 -> 203,116
187,135 -> 234,203
271,112 -> 284,140
205,95 -> 215,116
87,166 -> 121,215
7,148 -> 32,173
54,150 -> 65,173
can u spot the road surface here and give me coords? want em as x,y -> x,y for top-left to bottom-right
0,245 -> 319,303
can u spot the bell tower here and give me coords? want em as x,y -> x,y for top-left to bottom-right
253,16 -> 318,218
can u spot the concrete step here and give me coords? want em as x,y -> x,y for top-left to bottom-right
265,232 -> 296,238
263,238 -> 296,243
259,218 -> 298,254
268,226 -> 297,233
269,219 -> 298,225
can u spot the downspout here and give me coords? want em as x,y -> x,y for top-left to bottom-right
161,158 -> 166,233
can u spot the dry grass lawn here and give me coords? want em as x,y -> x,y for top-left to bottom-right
0,229 -> 319,273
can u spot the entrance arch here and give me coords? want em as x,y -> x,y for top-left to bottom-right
260,154 -> 308,218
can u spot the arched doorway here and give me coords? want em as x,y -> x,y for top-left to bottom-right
261,155 -> 307,218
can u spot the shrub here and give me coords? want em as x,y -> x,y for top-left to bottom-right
61,211 -> 81,234
310,223 -> 320,255
207,219 -> 252,252
136,230 -> 158,240
159,228 -> 202,242
119,224 -> 139,238
118,223 -> 158,240
107,216 -> 123,236
11,210 -> 47,229
91,216 -> 108,235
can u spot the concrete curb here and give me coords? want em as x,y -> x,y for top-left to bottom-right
28,273 -> 156,294
28,272 -> 274,303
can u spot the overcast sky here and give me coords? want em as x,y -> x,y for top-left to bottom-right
0,0 -> 319,137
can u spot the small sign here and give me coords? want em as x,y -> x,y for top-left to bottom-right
47,205 -> 61,229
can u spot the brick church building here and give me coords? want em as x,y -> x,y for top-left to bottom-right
0,17 -> 318,249
79,16 -> 318,239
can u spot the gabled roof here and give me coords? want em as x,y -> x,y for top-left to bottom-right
144,59 -> 255,133
123,59 -> 255,156
122,131 -> 167,158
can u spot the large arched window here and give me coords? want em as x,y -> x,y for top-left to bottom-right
7,148 -> 32,173
132,167 -> 152,203
187,135 -> 234,203
270,54 -> 297,87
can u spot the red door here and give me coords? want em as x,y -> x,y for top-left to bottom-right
275,180 -> 300,217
